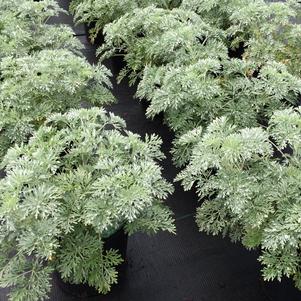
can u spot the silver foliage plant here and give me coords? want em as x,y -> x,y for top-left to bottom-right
181,0 -> 301,74
70,0 -> 181,43
100,1 -> 301,165
0,0 -> 114,160
176,108 -> 301,289
174,0 -> 301,288
0,108 -> 175,301
0,49 -> 114,160
0,1 -> 176,300
0,0 -> 82,58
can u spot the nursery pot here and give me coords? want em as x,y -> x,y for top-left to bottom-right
84,23 -> 126,72
141,99 -> 150,112
55,227 -> 128,298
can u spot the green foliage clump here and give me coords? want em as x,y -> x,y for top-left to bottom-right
99,6 -> 224,82
182,0 -> 301,75
0,0 -> 81,58
0,49 -> 114,161
70,0 -> 181,43
0,0 -> 115,161
139,56 -> 301,130
176,108 -> 301,289
0,108 -> 175,301
100,3 -> 301,165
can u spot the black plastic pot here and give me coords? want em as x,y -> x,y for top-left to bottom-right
55,227 -> 128,299
84,22 -> 126,73
140,99 -> 150,112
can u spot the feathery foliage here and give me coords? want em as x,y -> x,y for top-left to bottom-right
98,6 -> 221,82
88,0 -> 301,289
0,108 -> 175,301
0,0 -> 114,161
177,108 -> 301,289
0,0 -> 81,58
183,0 -> 301,75
99,2 -> 301,165
0,49 -> 114,161
70,0 -> 181,43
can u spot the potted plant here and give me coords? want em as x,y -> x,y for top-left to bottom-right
70,0 -> 138,45
0,0 -> 82,58
0,107 -> 175,301
99,4 -> 301,165
176,107 -> 301,291
70,0 -> 181,45
98,0 -> 301,88
98,7 -> 218,82
0,48 -> 114,161
99,0 -> 301,80
182,0 -> 301,74
139,60 -> 301,166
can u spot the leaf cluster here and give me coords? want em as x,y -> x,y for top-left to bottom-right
0,2 -> 176,300
0,0 -> 81,58
183,0 -> 301,74
176,108 -> 301,288
70,0 -> 181,42
0,0 -> 114,161
99,2 -> 301,165
0,108 -> 175,300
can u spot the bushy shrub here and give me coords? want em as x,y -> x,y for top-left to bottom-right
0,0 -> 81,58
141,60 -> 301,165
0,0 -> 115,161
182,0 -> 301,75
93,0 -> 301,289
176,107 -> 301,288
99,6 -> 223,82
0,108 -> 175,301
100,3 -> 301,165
70,0 -> 181,43
0,49 -> 114,160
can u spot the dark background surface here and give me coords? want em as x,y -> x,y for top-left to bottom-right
1,1 -> 301,300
